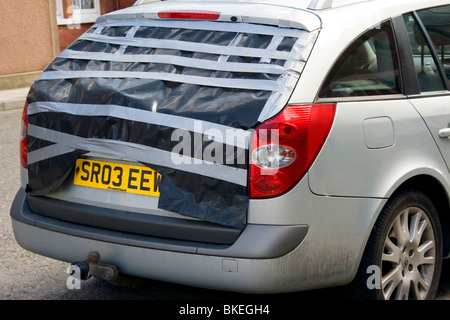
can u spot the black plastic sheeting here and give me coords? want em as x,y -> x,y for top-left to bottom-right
25,20 -> 307,229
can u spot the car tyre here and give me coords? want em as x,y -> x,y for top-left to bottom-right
348,190 -> 443,300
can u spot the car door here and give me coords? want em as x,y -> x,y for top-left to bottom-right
404,6 -> 450,172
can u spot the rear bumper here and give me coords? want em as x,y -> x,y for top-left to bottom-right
10,188 -> 308,260
11,187 -> 311,293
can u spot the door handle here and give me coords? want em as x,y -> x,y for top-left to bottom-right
439,128 -> 450,138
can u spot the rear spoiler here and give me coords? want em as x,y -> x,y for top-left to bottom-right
107,1 -> 321,32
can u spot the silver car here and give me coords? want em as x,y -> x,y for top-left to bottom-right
11,0 -> 450,300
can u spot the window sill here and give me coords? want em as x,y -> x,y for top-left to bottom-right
57,16 -> 99,25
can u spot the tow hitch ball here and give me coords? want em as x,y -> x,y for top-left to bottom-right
71,251 -> 119,282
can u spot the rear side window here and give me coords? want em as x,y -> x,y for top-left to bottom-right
319,21 -> 401,98
416,5 -> 450,89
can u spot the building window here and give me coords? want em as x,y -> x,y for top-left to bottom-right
55,0 -> 101,25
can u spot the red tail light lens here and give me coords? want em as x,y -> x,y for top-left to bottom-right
20,102 -> 28,168
249,104 -> 335,199
158,10 -> 220,20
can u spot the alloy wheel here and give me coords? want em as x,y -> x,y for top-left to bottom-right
381,206 -> 436,300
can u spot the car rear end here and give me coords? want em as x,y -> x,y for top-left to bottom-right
10,0 -> 382,293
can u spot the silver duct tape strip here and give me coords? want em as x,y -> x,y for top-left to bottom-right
296,29 -> 320,63
257,30 -> 319,122
94,18 -> 311,38
260,35 -> 285,64
27,101 -> 251,149
116,25 -> 139,55
28,143 -> 76,164
93,25 -> 104,34
27,124 -> 248,187
79,33 -> 302,61
58,49 -> 286,75
38,70 -> 280,92
218,33 -> 243,63
258,71 -> 302,122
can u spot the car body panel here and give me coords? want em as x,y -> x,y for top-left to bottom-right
308,99 -> 450,198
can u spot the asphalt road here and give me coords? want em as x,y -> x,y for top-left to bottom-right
1,108 -> 450,304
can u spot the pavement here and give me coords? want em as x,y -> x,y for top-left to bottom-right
0,87 -> 29,111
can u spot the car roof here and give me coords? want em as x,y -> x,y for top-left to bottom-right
134,0 -> 448,12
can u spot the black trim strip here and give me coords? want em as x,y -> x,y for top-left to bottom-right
26,193 -> 241,245
391,15 -> 421,96
412,11 -> 449,91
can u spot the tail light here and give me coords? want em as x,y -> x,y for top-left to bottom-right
249,104 -> 335,199
20,102 -> 28,168
158,10 -> 220,20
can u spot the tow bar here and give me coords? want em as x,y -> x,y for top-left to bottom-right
70,251 -> 147,287
71,251 -> 119,283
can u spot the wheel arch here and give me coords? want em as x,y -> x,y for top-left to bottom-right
348,173 -> 450,299
387,174 -> 450,258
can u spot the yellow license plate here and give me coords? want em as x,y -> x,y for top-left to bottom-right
74,159 -> 161,197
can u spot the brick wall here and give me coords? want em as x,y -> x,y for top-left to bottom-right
0,1 -> 56,75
